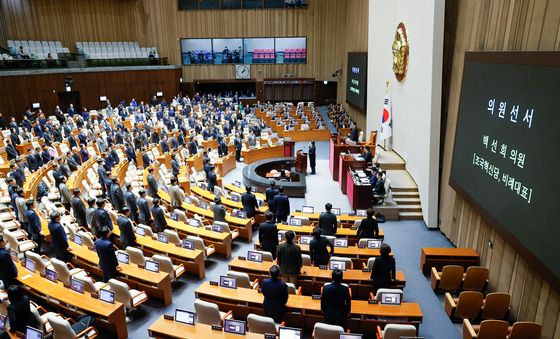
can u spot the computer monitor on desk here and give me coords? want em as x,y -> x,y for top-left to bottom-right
279,326 -> 302,339
219,275 -> 237,289
26,326 -> 43,339
175,309 -> 195,325
329,260 -> 346,271
224,319 -> 246,335
380,292 -> 402,305
340,334 -> 362,339
302,206 -> 314,214
331,208 -> 341,216
99,289 -> 115,304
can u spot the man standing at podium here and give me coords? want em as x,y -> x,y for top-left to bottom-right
308,141 -> 316,174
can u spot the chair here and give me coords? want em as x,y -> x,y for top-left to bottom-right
373,178 -> 392,204
29,303 -> 62,335
358,238 -> 381,248
4,230 -> 36,253
108,279 -> 148,320
364,257 -> 376,269
247,314 -> 280,334
126,247 -> 147,267
480,292 -> 510,320
50,258 -> 88,285
431,265 -> 465,292
163,229 -> 182,246
227,271 -> 259,289
25,251 -> 51,276
312,322 -> 344,339
375,323 -> 417,339
445,291 -> 484,321
507,321 -> 542,339
374,288 -> 404,302
151,254 -> 185,282
173,209 -> 188,223
462,266 -> 489,292
211,221 -> 239,240
48,315 -> 98,339
286,283 -> 301,295
463,319 -> 509,339
73,275 -> 106,294
194,299 -> 232,326
292,216 -> 310,225
301,254 -> 311,266
77,231 -> 95,248
250,250 -> 274,262
186,235 -> 215,258
137,224 -> 154,237
329,256 -> 353,269
351,220 -> 361,230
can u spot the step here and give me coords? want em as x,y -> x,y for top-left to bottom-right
392,186 -> 418,192
393,191 -> 420,199
399,211 -> 424,220
398,204 -> 423,213
380,162 -> 406,170
394,197 -> 421,205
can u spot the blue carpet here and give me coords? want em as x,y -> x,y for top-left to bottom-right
318,105 -> 337,133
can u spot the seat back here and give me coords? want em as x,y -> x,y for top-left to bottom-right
25,251 -> 49,275
3,231 -> 19,253
50,258 -> 73,284
286,283 -> 298,295
194,299 -> 222,325
163,229 -> 182,245
301,253 -> 311,266
247,313 -> 276,334
475,320 -> 509,339
462,266 -> 489,291
456,291 -> 484,320
48,315 -> 76,338
227,271 -> 252,288
74,275 -> 99,294
351,220 -> 361,230
213,220 -> 231,233
174,209 -> 188,222
381,323 -> 417,339
329,256 -> 352,269
508,321 -> 542,339
292,216 -> 309,225
137,224 -> 154,237
312,322 -> 344,339
366,257 -> 376,269
481,292 -> 510,320
151,254 -> 176,280
108,278 -> 132,308
77,231 -> 95,248
440,265 -> 465,291
252,250 -> 274,262
125,246 -> 146,266
375,288 -> 403,301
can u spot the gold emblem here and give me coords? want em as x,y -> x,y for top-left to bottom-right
392,22 -> 409,83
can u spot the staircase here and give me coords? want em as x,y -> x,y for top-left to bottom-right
392,187 -> 423,220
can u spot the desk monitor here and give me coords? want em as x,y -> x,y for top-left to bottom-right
224,319 -> 246,335
70,278 -> 85,294
212,224 -> 224,233
230,194 -> 240,202
25,258 -> 35,272
188,219 -> 200,227
299,235 -> 312,245
251,186 -> 257,193
289,218 -> 302,226
234,180 -> 241,188
31,103 -> 41,109
356,209 -> 367,217
0,315 -> 5,332
329,260 -> 346,271
26,326 -> 43,339
170,213 -> 179,221
99,289 -> 115,304
45,268 -> 57,283
157,233 -> 169,243
247,251 -> 263,263
302,206 -> 314,214
236,211 -> 247,219
175,309 -> 195,325
74,234 -> 83,245
331,208 -> 341,216
278,233 -> 283,242
256,199 -> 263,207
219,275 -> 237,289
199,201 -> 208,210
340,334 -> 363,339
117,252 -> 129,264
135,227 -> 146,236
99,96 -> 107,102
182,239 -> 195,250
279,326 -> 302,339
145,260 -> 160,273
156,91 -> 163,97
380,292 -> 402,305
367,239 -> 383,249
184,196 -> 191,204
333,238 -> 348,248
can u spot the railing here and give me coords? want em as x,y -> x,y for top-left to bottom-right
85,57 -> 168,67
0,53 -> 77,70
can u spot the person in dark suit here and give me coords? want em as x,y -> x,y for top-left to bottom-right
0,235 -> 18,289
142,151 -> 152,169
362,146 -> 373,164
110,178 -> 125,212
189,137 -> 198,155
276,231 -> 302,284
233,133 -> 242,162
124,183 -> 139,223
370,243 -> 395,291
125,144 -> 136,164
321,269 -> 351,327
171,153 -> 180,178
265,181 -> 279,213
6,285 -> 31,334
258,212 -> 279,259
212,197 -> 227,223
117,207 -> 136,249
25,200 -> 43,254
9,163 -> 24,187
273,187 -> 290,223
160,137 -> 170,153
308,141 -> 316,174
71,189 -> 88,228
25,149 -> 37,173
97,161 -> 108,197
95,227 -> 121,282
206,166 -> 217,193
349,124 -> 359,143
372,172 -> 386,205
5,140 -> 19,161
137,190 -> 151,226
92,199 -> 113,237
48,211 -> 71,261
309,227 -> 334,266
217,138 -> 228,157
318,203 -> 338,236
151,198 -> 167,233
146,167 -> 159,198
261,265 -> 289,323
241,186 -> 258,218
357,209 -> 379,239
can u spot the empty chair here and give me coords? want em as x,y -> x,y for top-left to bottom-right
431,265 -> 465,292
151,254 -> 185,282
375,323 -> 417,339
463,319 -> 509,339
211,221 -> 239,240
163,229 -> 182,246
126,247 -> 147,267
329,256 -> 353,269
375,288 -> 404,302
286,283 -> 300,295
186,235 -> 215,258
445,291 -> 484,321
312,322 -> 344,339
250,250 -> 274,262
462,266 -> 489,292
292,216 -> 310,225
73,275 -> 107,294
49,258 -> 88,285
364,257 -> 376,269
173,209 -> 188,223
227,270 -> 259,289
108,279 -> 148,318
301,253 -> 311,266
48,315 -> 98,339
507,321 -> 542,339
480,292 -> 510,320
136,224 -> 154,237
77,231 -> 95,248
247,313 -> 279,334
25,251 -> 51,275
4,230 -> 36,253
194,299 -> 232,326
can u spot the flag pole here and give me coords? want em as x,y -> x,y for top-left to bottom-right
384,81 -> 389,151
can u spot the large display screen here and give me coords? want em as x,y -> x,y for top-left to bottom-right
450,52 -> 560,287
345,52 -> 368,112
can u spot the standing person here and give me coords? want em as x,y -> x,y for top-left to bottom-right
241,186 -> 258,218
24,200 -> 43,254
318,203 -> 338,236
85,198 -> 97,231
212,197 -> 226,223
261,265 -> 289,323
95,227 -> 121,282
234,133 -> 242,162
168,177 -> 185,209
137,190 -> 152,226
110,177 -> 125,212
276,231 -> 302,284
273,187 -> 290,223
97,160 -> 108,198
206,166 -> 217,193
309,227 -> 334,266
258,212 -> 279,259
71,189 -> 88,228
265,181 -> 279,213
59,176 -> 72,212
0,235 -> 18,289
15,188 -> 28,232
370,243 -> 395,291
6,285 -> 31,334
92,199 -> 113,237
48,211 -> 71,261
357,209 -> 379,239
151,198 -> 167,233
321,269 -> 351,327
124,183 -> 139,223
308,141 -> 316,174
146,167 -> 159,198
117,207 -> 136,249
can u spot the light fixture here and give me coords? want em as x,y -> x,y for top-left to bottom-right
323,80 -> 328,85
65,86 -> 71,92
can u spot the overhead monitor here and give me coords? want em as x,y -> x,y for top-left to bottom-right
156,91 -> 163,97
346,52 -> 368,112
212,38 -> 243,64
180,38 -> 212,65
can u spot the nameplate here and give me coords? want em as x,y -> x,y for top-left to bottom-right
362,268 -> 372,273
264,334 -> 276,339
312,295 -> 321,300
164,314 -> 174,321
319,265 -> 327,270
238,256 -> 246,260
210,281 -> 219,286
211,325 -> 223,331
368,299 -> 378,304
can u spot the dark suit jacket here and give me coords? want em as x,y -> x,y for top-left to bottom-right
117,215 -> 136,248
147,174 -> 159,198
373,178 -> 386,196
6,144 -> 18,160
125,191 -> 138,220
48,221 -> 69,252
273,194 -> 290,220
357,217 -> 379,239
321,282 -> 351,326
241,192 -> 258,218
110,184 -> 125,212
310,236 -> 333,266
371,255 -> 396,289
7,295 -> 31,333
71,196 -> 88,227
95,237 -> 118,277
92,208 -> 113,236
0,248 -> 18,284
142,154 -> 152,168
137,198 -> 151,224
276,242 -> 302,276
265,188 -> 279,210
171,159 -> 180,176
261,278 -> 289,323
152,206 -> 167,232
318,211 -> 338,236
25,209 -> 42,236
258,221 -> 279,252
207,171 -> 217,192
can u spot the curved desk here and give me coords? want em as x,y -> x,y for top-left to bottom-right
242,157 -> 306,198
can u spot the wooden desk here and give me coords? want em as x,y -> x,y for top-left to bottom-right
329,136 -> 362,181
242,145 -> 284,164
69,241 -> 174,306
214,153 -> 236,176
282,129 -> 330,142
187,153 -> 204,172
167,218 -> 233,259
191,186 -> 268,215
339,154 -> 366,195
183,202 -> 254,241
291,211 -> 366,227
195,282 -> 422,334
148,316 -> 263,339
347,170 -> 373,210
15,261 -> 128,338
224,184 -> 266,201
276,224 -> 384,244
420,248 -> 480,274
23,161 -> 54,199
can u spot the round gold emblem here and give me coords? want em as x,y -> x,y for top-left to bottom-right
392,22 -> 409,83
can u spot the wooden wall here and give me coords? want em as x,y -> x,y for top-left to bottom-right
0,1 -> 7,49
0,68 -> 181,120
440,1 -> 560,338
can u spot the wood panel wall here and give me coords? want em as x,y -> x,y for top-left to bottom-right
0,68 -> 181,120
0,1 -> 7,49
440,1 -> 560,338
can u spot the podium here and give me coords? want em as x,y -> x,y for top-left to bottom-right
295,150 -> 307,174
